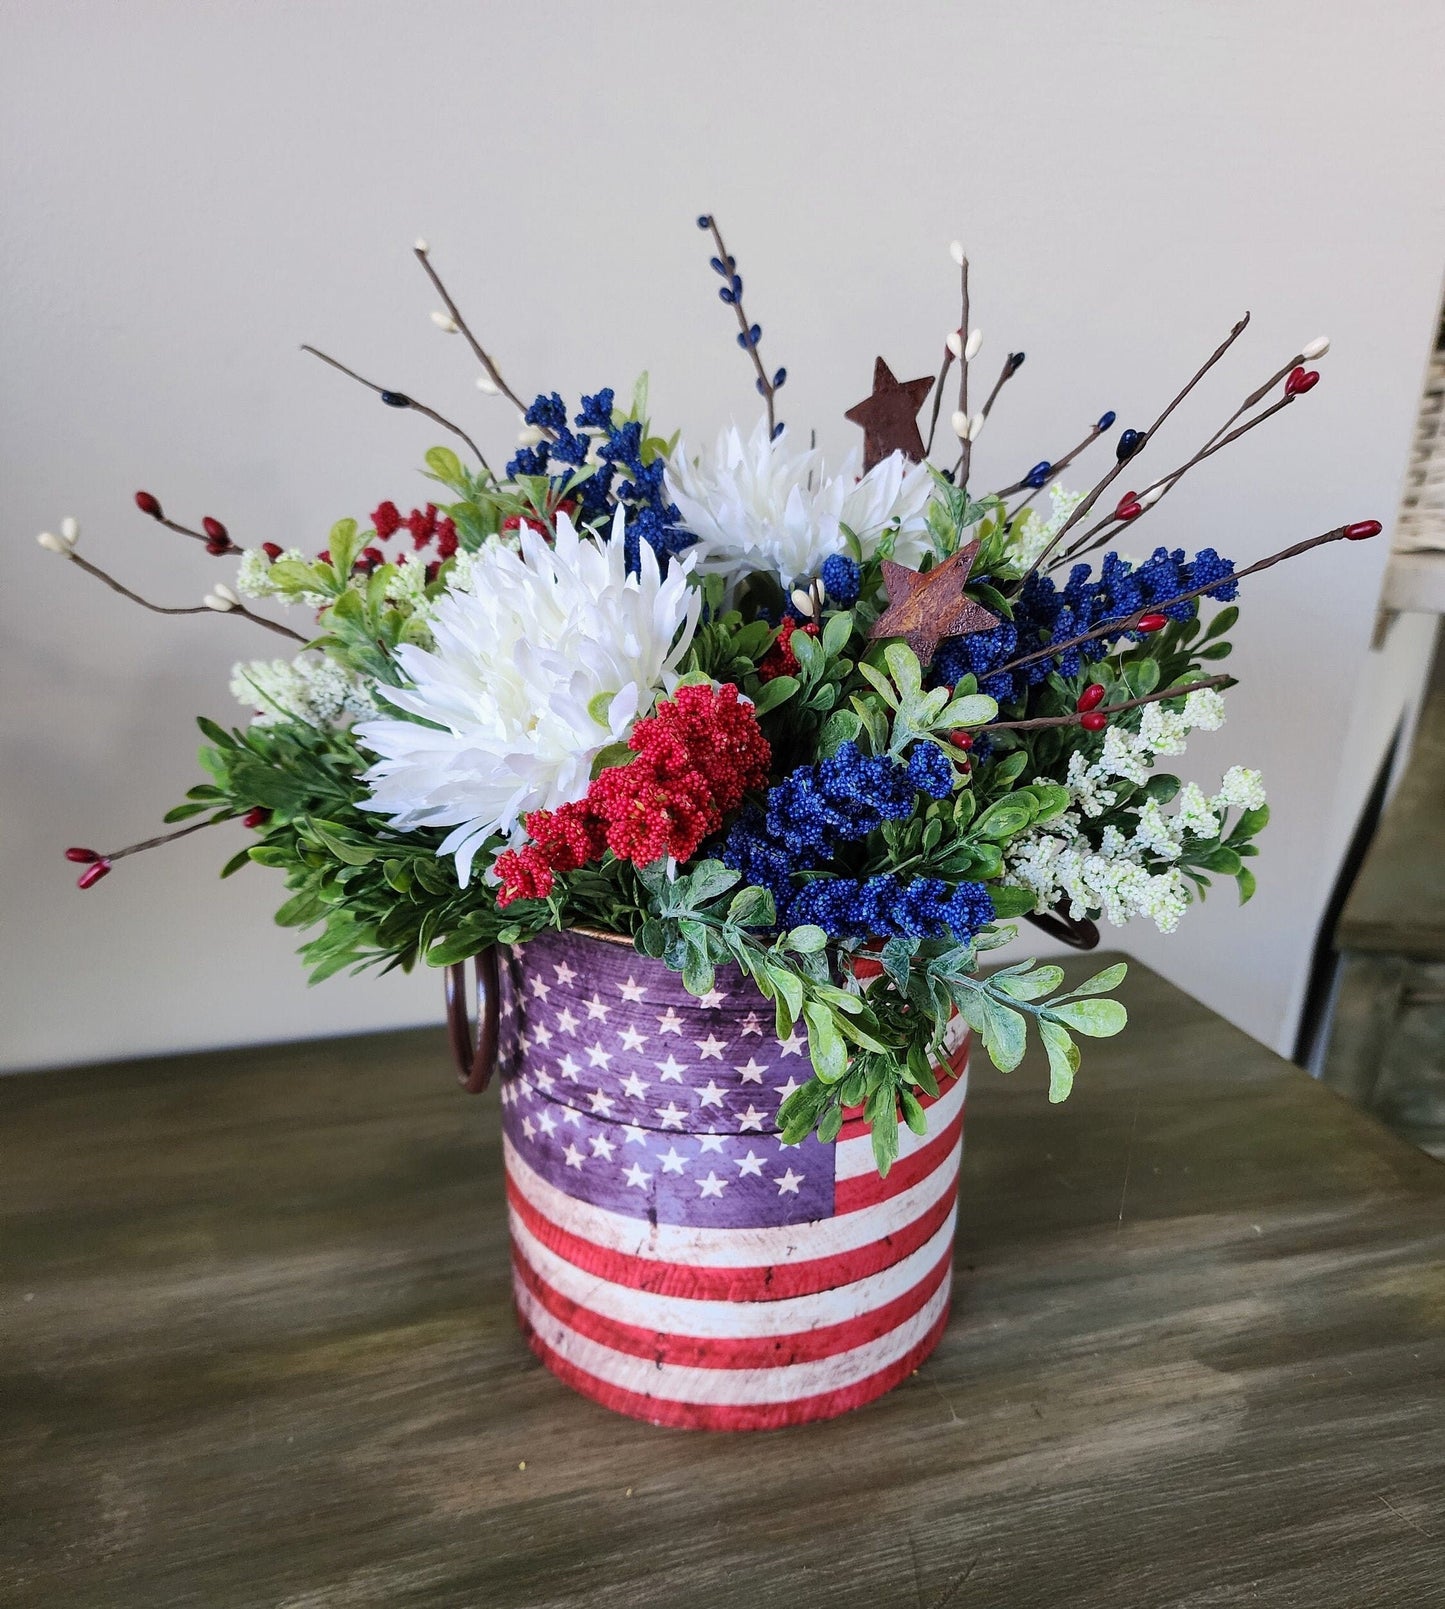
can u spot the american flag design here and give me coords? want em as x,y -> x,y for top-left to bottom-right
498,930 -> 967,1430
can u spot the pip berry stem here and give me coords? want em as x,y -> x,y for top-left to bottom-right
412,244 -> 532,420
993,414 -> 1109,501
64,551 -> 308,642
985,673 -> 1234,731
300,345 -> 492,473
954,255 -> 973,486
703,215 -> 777,436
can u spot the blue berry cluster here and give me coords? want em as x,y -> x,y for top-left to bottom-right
820,553 -> 861,607
933,545 -> 1237,703
788,875 -> 994,942
719,741 -> 984,940
506,389 -> 693,569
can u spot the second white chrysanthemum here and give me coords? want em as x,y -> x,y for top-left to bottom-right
356,510 -> 700,883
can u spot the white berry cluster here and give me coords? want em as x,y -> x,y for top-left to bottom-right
229,653 -> 378,730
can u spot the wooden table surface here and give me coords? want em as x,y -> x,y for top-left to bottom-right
4,955 -> 1444,1608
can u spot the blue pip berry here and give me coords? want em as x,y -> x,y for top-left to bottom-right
379,390 -> 411,408
1096,410 -> 1117,431
1115,427 -> 1146,461
820,553 -> 861,607
1024,460 -> 1052,490
1008,351 -> 1026,373
696,214 -> 712,229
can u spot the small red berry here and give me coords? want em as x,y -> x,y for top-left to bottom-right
1284,366 -> 1320,397
134,490 -> 163,519
1344,519 -> 1382,541
76,859 -> 112,889
261,542 -> 283,561
425,561 -> 441,584
64,846 -> 101,863
205,538 -> 229,556
1075,683 -> 1106,713
1136,613 -> 1168,633
202,516 -> 228,542
241,806 -> 271,830
949,730 -> 975,750
1115,492 -> 1143,521
1079,710 -> 1108,732
317,550 -> 331,564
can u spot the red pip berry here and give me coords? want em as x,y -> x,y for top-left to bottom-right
1115,491 -> 1143,521
134,490 -> 163,519
425,561 -> 441,584
1344,519 -> 1382,541
205,538 -> 229,556
261,542 -> 283,561
1285,366 -> 1320,397
1136,613 -> 1168,634
1075,682 -> 1106,713
317,549 -> 331,564
241,806 -> 271,830
64,846 -> 101,863
76,859 -> 113,889
1079,710 -> 1109,733
202,516 -> 228,542
948,730 -> 975,749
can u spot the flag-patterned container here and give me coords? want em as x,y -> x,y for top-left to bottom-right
495,928 -> 968,1430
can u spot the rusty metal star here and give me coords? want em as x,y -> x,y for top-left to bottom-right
843,357 -> 935,470
866,541 -> 999,665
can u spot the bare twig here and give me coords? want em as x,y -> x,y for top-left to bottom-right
985,674 -> 1234,731
412,245 -> 530,418
703,214 -> 778,435
64,551 -> 308,642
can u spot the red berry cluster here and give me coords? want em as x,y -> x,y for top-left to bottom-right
365,501 -> 459,579
494,683 -> 772,907
758,617 -> 819,682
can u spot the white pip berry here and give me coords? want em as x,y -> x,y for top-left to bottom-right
1301,336 -> 1330,360
966,412 -> 986,441
203,591 -> 237,612
950,410 -> 970,439
964,328 -> 983,360
413,237 -> 430,254
945,330 -> 964,359
430,311 -> 459,333
948,240 -> 966,266
37,530 -> 72,555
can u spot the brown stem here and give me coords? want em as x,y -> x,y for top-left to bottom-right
955,257 -> 973,486
994,419 -> 1106,501
996,524 -> 1350,677
105,816 -> 226,862
985,674 -> 1234,731
300,344 -> 492,472
412,246 -> 530,419
1009,314 -> 1251,593
154,514 -> 241,554
705,216 -> 776,436
979,353 -> 1021,421
65,552 -> 307,642
923,347 -> 955,457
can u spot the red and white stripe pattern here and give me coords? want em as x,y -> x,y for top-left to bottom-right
501,934 -> 968,1430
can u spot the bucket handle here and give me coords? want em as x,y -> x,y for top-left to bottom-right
444,948 -> 501,1093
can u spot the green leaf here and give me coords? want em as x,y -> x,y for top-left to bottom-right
987,885 -> 1038,919
973,800 -> 1033,841
882,642 -> 923,700
870,1108 -> 900,1177
803,1002 -> 848,1082
786,924 -> 828,954
1235,866 -> 1257,904
685,859 -> 739,906
1049,997 -> 1128,1037
1202,604 -> 1238,641
899,1087 -> 928,1136
769,965 -> 804,1027
994,964 -> 1064,1001
938,692 -> 998,730
1199,642 -> 1233,660
822,610 -> 853,658
981,999 -> 1028,1072
424,446 -> 464,487
1039,1018 -> 1080,1103
727,886 -> 775,928
750,675 -> 799,715
1065,960 -> 1128,997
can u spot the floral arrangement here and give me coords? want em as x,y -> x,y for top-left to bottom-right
43,219 -> 1379,1173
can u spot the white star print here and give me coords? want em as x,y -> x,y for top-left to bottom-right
697,1171 -> 728,1198
655,1101 -> 687,1130
622,1123 -> 649,1147
618,976 -> 647,1003
536,1111 -> 557,1137
734,1058 -> 766,1083
562,1106 -> 583,1127
584,993 -> 611,1022
695,1033 -> 726,1061
515,1030 -> 531,1056
531,1021 -> 554,1049
698,986 -> 728,1010
533,1068 -> 556,1094
521,1116 -> 537,1141
659,1146 -> 688,1175
738,1104 -> 767,1132
656,1007 -> 683,1035
588,1089 -> 616,1117
623,1162 -> 651,1189
556,1007 -> 580,1036
696,1133 -> 727,1154
655,1054 -> 687,1082
586,1042 -> 613,1069
740,1012 -> 763,1036
562,1143 -> 586,1169
500,994 -> 514,1019
698,1080 -> 726,1109
559,1053 -> 582,1081
589,1133 -> 616,1162
616,1024 -> 648,1053
774,1076 -> 802,1101
553,960 -> 577,986
735,1150 -> 766,1177
528,975 -> 551,1001
620,1071 -> 648,1100
775,1168 -> 805,1194
777,1031 -> 805,1056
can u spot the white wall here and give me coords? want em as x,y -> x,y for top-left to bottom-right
4,0 -> 1443,1070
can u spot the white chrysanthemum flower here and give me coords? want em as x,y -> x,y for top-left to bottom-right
1214,765 -> 1267,812
231,653 -> 377,729
356,510 -> 700,884
665,419 -> 932,594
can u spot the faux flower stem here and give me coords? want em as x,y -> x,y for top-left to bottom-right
1010,313 -> 1252,592
994,418 -> 1106,501
63,551 -> 307,642
922,348 -> 955,457
703,215 -> 777,436
995,523 -> 1356,677
985,673 -> 1234,732
952,254 -> 972,486
299,344 -> 492,473
99,816 -> 226,863
411,245 -> 531,419
979,352 -> 1022,421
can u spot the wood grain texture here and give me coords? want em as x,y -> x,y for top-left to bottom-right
3,956 -> 1444,1608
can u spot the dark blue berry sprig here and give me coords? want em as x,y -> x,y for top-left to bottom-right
994,410 -> 1119,500
696,212 -> 786,440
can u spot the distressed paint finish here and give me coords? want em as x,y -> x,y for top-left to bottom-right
495,930 -> 967,1427
3,956 -> 1444,1607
